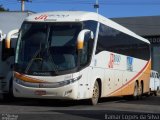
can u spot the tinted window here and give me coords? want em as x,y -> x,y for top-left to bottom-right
150,72 -> 152,77
152,72 -> 155,78
96,24 -> 150,60
156,73 -> 159,78
15,22 -> 81,75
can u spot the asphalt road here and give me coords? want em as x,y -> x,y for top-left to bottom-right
0,96 -> 160,120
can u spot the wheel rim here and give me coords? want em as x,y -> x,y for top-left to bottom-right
92,82 -> 99,104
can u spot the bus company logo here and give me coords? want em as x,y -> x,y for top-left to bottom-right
108,53 -> 121,68
127,56 -> 133,71
35,14 -> 69,20
35,15 -> 48,20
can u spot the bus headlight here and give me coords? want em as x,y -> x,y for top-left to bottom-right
15,75 -> 82,88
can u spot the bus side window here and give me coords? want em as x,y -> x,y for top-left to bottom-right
96,23 -> 150,61
153,72 -> 155,78
150,72 -> 152,77
156,73 -> 159,78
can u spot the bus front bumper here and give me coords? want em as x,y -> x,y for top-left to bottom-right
13,81 -> 79,100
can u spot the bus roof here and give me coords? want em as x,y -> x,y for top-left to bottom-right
25,11 -> 150,44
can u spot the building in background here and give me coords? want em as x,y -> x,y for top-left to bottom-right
0,11 -> 33,34
112,16 -> 160,73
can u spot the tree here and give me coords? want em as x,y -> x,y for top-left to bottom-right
0,5 -> 9,11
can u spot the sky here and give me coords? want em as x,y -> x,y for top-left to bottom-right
1,0 -> 160,18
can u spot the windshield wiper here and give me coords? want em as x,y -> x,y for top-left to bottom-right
24,47 -> 42,74
47,49 -> 60,73
24,47 -> 59,75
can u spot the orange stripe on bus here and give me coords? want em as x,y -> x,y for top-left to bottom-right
14,72 -> 46,83
108,60 -> 151,96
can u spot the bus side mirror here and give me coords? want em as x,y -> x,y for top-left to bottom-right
77,29 -> 94,50
5,29 -> 19,49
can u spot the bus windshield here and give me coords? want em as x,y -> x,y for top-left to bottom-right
15,22 -> 82,75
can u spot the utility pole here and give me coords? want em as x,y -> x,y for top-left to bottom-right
94,0 -> 99,14
18,0 -> 32,12
21,0 -> 25,12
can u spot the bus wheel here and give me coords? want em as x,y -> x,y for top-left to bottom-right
146,88 -> 151,97
138,82 -> 143,99
133,82 -> 139,100
154,92 -> 157,96
90,81 -> 99,105
154,87 -> 159,96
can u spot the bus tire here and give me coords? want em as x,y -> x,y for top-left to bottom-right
154,92 -> 157,96
154,87 -> 159,96
133,82 -> 139,100
148,88 -> 151,96
138,82 -> 143,99
89,81 -> 100,105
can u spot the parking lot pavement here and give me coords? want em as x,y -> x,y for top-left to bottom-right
0,96 -> 160,120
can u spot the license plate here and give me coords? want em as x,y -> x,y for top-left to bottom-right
35,90 -> 46,95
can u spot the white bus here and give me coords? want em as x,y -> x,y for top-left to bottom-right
11,11 -> 151,105
150,70 -> 160,96
0,29 -> 18,100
